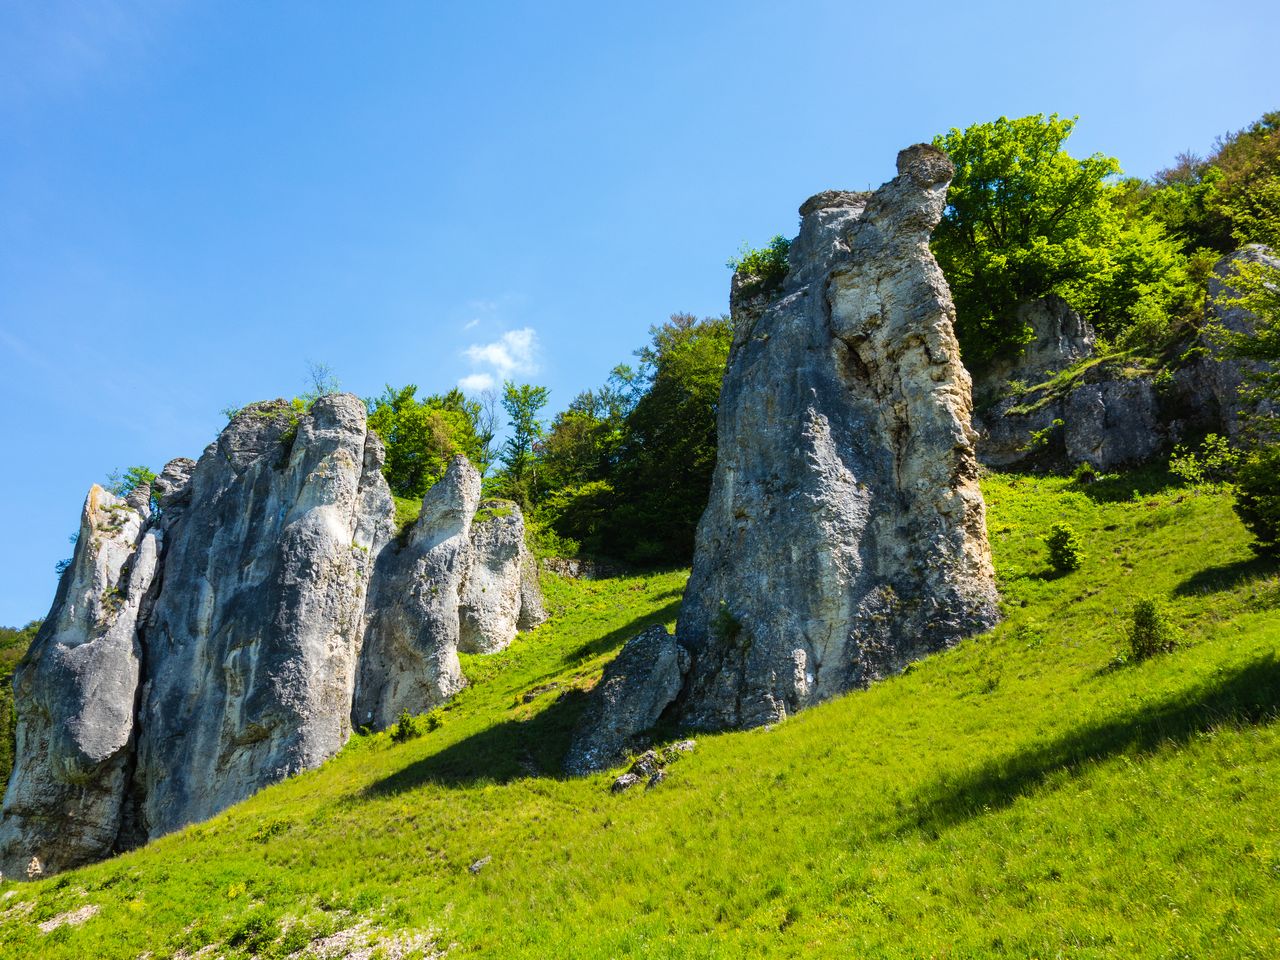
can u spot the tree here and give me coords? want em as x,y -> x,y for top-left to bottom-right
931,114 -> 1189,368
366,385 -> 489,500
605,313 -> 732,563
494,381 -> 550,509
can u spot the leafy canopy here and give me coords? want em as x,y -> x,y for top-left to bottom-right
366,385 -> 491,501
932,114 -> 1189,368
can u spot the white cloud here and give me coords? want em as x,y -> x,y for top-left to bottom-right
458,372 -> 495,392
463,317 -> 481,330
463,327 -> 539,378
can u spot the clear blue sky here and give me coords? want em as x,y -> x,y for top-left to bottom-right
1,0 -> 1277,624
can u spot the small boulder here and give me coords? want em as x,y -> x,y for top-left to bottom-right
564,627 -> 690,776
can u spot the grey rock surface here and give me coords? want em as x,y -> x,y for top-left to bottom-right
976,296 -> 1095,400
134,395 -> 394,838
564,626 -> 689,776
1063,379 -> 1163,468
973,246 -> 1278,470
674,144 -> 999,731
0,486 -> 157,876
2,396 -> 545,874
1200,245 -> 1279,438
458,500 -> 546,654
353,456 -> 478,731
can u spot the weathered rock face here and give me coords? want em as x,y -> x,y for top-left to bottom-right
1197,245 -> 1279,438
458,501 -> 546,654
975,297 -> 1095,402
134,395 -> 395,838
2,398 -> 544,874
0,487 -> 157,875
672,145 -> 998,731
563,626 -> 689,777
352,457 -> 477,731
972,245 -> 1278,470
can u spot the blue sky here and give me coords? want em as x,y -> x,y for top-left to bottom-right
1,0 -> 1277,624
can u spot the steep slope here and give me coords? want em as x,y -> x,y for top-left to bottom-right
1,473 -> 1278,958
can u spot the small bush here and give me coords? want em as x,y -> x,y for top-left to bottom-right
390,708 -> 420,744
1043,521 -> 1085,572
1234,443 -> 1280,554
728,235 -> 791,296
1125,596 -> 1180,660
711,601 -> 743,648
1169,433 -> 1239,485
1070,461 -> 1098,485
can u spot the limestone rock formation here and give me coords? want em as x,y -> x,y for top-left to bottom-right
1,398 -> 544,875
1194,244 -> 1279,438
459,501 -> 546,654
975,296 -> 1096,401
567,146 -> 1000,770
563,626 -> 689,777
0,486 -> 157,875
973,244 -> 1278,470
134,395 -> 394,838
352,456 -> 477,731
671,144 -> 999,731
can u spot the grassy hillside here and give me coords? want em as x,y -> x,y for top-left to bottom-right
1,472 -> 1278,958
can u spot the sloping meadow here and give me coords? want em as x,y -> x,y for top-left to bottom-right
1,472 -> 1278,958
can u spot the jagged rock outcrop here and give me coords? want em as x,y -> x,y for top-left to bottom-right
134,395 -> 395,838
973,245 -> 1278,470
567,145 -> 999,768
459,501 -> 546,654
1,398 -> 544,875
673,144 -> 999,730
352,457 -> 477,731
974,296 -> 1096,401
563,626 -> 689,776
1185,244 -> 1279,439
0,486 -> 157,875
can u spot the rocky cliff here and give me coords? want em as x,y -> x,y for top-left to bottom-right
973,245 -> 1278,470
567,145 -> 1000,770
0,396 -> 544,876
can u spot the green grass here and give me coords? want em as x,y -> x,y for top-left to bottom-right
2,473 -> 1279,957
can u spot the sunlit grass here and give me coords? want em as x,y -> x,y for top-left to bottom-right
2,472 -> 1278,958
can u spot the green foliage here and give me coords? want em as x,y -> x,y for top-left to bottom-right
727,235 -> 791,297
299,360 -> 341,408
1023,418 -> 1063,453
605,313 -> 732,564
106,465 -> 157,500
391,495 -> 422,538
711,601 -> 742,648
488,382 -> 551,510
1124,596 -> 1181,661
390,709 -> 420,744
0,620 -> 40,785
1233,443 -> 1280,554
932,114 -> 1191,369
1168,433 -> 1239,485
1069,461 -> 1097,485
8,480 -> 1280,958
367,384 -> 491,500
1043,520 -> 1084,572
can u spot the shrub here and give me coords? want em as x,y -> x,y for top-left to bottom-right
1234,443 -> 1280,554
1125,596 -> 1180,660
1070,461 -> 1098,485
390,708 -> 420,744
1169,433 -> 1239,485
728,235 -> 791,297
1043,522 -> 1085,572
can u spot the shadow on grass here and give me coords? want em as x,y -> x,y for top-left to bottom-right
896,653 -> 1280,838
367,600 -> 682,794
1174,554 -> 1278,597
1070,465 -> 1185,504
